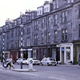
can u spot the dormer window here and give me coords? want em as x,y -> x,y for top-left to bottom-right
9,23 -> 12,28
53,0 -> 58,9
37,6 -> 43,16
14,20 -> 17,25
67,0 -> 74,3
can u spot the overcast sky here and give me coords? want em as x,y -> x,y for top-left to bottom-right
0,0 -> 50,27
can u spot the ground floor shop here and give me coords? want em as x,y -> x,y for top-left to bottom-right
32,45 -> 60,61
72,40 -> 80,64
9,48 -> 32,61
57,43 -> 73,64
2,44 -> 60,62
10,49 -> 18,61
19,48 -> 32,58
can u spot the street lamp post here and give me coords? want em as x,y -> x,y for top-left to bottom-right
2,33 -> 5,67
20,24 -> 24,69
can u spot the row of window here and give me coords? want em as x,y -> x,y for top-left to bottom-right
53,0 -> 74,9
6,22 -> 80,49
34,29 -> 68,45
37,0 -> 74,16
5,29 -> 68,50
7,11 -> 67,39
6,25 -> 30,39
35,11 -> 67,31
0,0 -> 75,33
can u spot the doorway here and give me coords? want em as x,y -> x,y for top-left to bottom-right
62,51 -> 64,64
47,48 -> 50,57
24,51 -> 28,59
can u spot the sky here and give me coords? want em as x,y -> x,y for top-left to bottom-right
0,0 -> 50,27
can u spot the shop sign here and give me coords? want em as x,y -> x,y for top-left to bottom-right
62,48 -> 64,51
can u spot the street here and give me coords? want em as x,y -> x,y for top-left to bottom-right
0,64 -> 80,80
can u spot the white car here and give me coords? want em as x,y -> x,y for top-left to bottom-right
22,58 -> 40,65
41,57 -> 57,66
6,58 -> 15,64
16,58 -> 26,64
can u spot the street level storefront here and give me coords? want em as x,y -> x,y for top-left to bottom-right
72,40 -> 80,64
57,43 -> 73,64
32,45 -> 57,61
19,48 -> 32,59
10,49 -> 19,61
32,46 -> 47,60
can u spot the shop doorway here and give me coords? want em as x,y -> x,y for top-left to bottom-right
56,48 -> 60,63
66,47 -> 71,64
24,51 -> 28,59
47,48 -> 50,57
62,51 -> 64,64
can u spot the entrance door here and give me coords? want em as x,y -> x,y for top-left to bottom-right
61,47 -> 64,64
62,51 -> 64,64
24,51 -> 28,59
66,47 -> 70,64
52,49 -> 56,60
56,48 -> 60,61
47,48 -> 50,57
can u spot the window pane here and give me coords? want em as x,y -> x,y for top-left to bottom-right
62,30 -> 64,33
66,47 -> 70,60
62,12 -> 64,17
56,0 -> 58,8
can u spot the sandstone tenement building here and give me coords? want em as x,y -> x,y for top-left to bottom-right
0,0 -> 80,64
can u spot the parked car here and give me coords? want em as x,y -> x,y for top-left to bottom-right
22,58 -> 40,65
6,58 -> 15,64
41,57 -> 57,66
16,58 -> 26,64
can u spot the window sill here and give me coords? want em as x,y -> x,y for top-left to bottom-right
41,42 -> 44,44
46,42 -> 51,44
61,40 -> 68,42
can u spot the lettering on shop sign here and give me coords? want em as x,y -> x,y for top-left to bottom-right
62,48 -> 64,51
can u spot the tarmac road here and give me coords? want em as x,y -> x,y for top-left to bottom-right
0,64 -> 80,80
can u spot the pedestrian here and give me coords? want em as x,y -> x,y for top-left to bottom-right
9,58 -> 15,70
4,61 -> 10,70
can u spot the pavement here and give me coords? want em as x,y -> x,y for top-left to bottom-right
10,64 -> 80,72
0,63 -> 80,72
12,68 -> 38,72
57,64 -> 80,67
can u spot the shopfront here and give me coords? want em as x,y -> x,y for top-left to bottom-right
58,43 -> 73,64
10,49 -> 18,61
32,47 -> 47,60
19,48 -> 32,59
72,41 -> 80,64
32,45 -> 57,61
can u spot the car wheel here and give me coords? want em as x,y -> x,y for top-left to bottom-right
41,63 -> 43,66
54,64 -> 57,66
47,63 -> 50,66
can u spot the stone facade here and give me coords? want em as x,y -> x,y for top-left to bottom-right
0,0 -> 80,64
